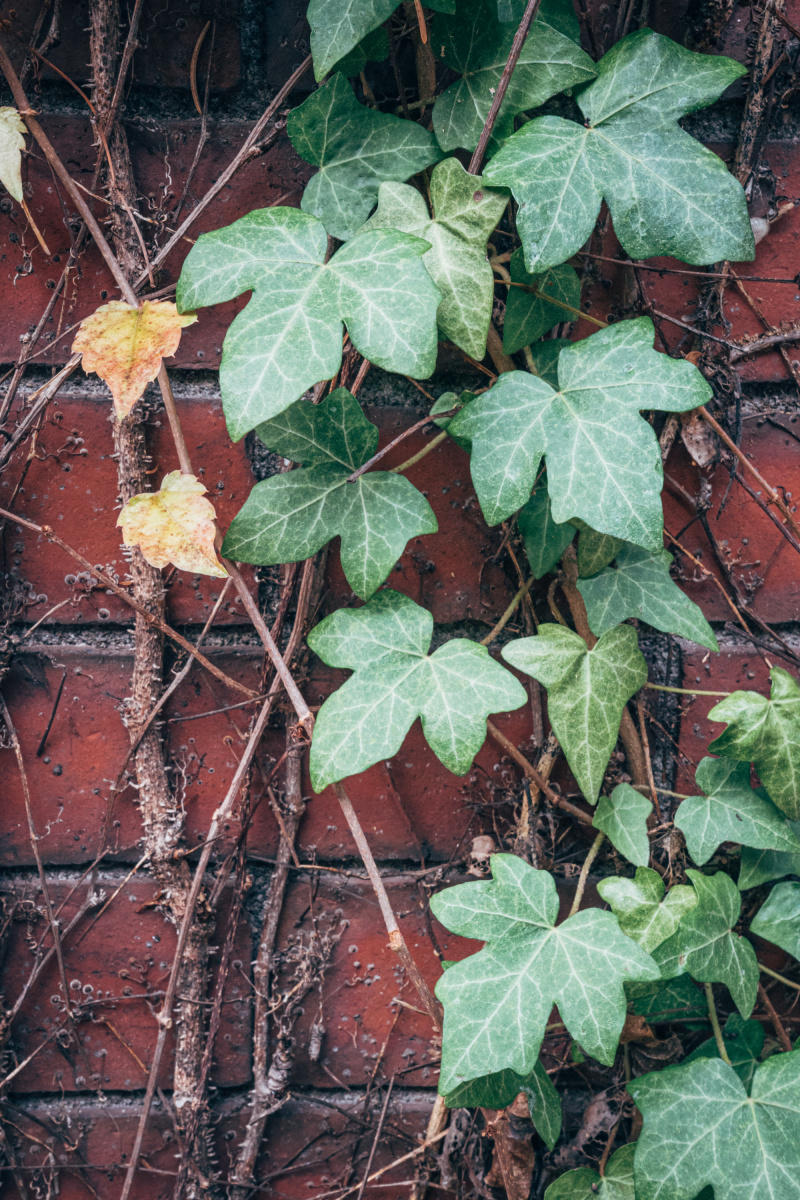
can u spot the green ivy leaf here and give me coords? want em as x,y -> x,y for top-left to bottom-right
307,589 -> 526,789
738,827 -> 800,890
444,1059 -> 562,1149
447,317 -> 710,543
674,757 -> 800,868
498,0 -> 580,39
627,975 -> 707,1023
751,881 -> 800,963
527,338 -> 569,387
333,26 -> 390,78
287,74 -> 443,240
684,1013 -> 765,1091
575,522 -> 624,578
502,623 -> 647,803
592,784 -> 652,867
365,158 -> 509,358
431,0 -> 596,153
484,30 -> 754,272
577,544 -> 718,650
502,253 -> 581,355
307,0 -> 454,82
176,208 -> 440,440
598,867 -> 697,954
431,855 -> 659,1092
517,484 -> 574,579
544,1145 -> 635,1200
222,390 -> 436,599
652,869 -> 758,1018
709,667 -> 800,820
630,1052 -> 800,1200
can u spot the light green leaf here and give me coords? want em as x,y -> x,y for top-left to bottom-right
307,589 -> 527,789
593,784 -> 652,867
627,975 -> 706,1023
577,544 -> 718,650
517,484 -> 574,579
751,881 -> 800,962
483,30 -> 754,271
365,158 -> 508,358
307,0 -> 454,82
598,867 -> 697,954
709,667 -> 800,820
431,0 -> 596,153
431,389 -> 474,452
447,317 -> 710,544
503,252 -> 581,355
574,522 -> 624,577
333,26 -> 390,77
176,207 -> 440,441
0,107 -> 26,203
431,855 -> 659,1092
502,623 -> 647,803
287,74 -> 443,240
444,1059 -> 562,1149
739,827 -> 800,890
544,1145 -> 636,1200
222,390 -> 436,599
684,1013 -> 765,1091
630,1052 -> 800,1200
652,869 -> 758,1018
675,757 -> 800,868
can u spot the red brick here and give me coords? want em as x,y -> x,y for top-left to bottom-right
2,877 -> 251,1093
662,425 -> 800,625
1,390 -> 257,625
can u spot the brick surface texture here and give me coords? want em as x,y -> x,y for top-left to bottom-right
0,0 -> 799,1196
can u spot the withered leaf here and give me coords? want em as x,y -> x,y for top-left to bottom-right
73,300 -> 197,419
0,107 -> 27,203
118,471 -> 228,578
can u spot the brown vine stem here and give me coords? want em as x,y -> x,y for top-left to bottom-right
468,0 -> 543,174
117,682 -> 285,1200
331,781 -> 442,1029
567,831 -> 604,918
480,576 -> 535,645
347,408 -> 459,481
757,982 -> 793,1053
0,504 -> 255,698
486,720 -> 592,826
704,983 -> 732,1066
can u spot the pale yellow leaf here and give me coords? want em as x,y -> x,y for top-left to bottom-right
0,107 -> 27,203
72,300 -> 197,419
118,471 -> 228,578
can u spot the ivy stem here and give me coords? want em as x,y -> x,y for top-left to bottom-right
331,782 -> 442,1029
760,963 -> 800,992
486,720 -> 593,826
646,682 -> 731,698
468,0 -> 543,174
758,982 -> 793,1052
347,407 -> 459,482
568,832 -> 604,918
704,983 -> 732,1065
481,576 -> 535,646
391,429 -> 449,474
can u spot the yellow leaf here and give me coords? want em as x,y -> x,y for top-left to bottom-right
0,107 -> 26,204
72,300 -> 197,419
118,471 -> 228,578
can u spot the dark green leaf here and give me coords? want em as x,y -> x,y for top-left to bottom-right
544,1145 -> 635,1200
333,26 -> 390,77
627,975 -> 707,1023
684,1013 -> 765,1091
517,484 -> 574,579
738,827 -> 800,890
503,252 -> 581,355
307,0 -> 454,82
444,1059 -> 562,1149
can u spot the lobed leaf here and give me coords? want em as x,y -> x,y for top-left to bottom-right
447,317 -> 711,545
288,74 -> 443,240
545,1144 -> 635,1200
118,471 -> 227,578
750,881 -> 800,963
738,826 -> 800,890
709,667 -> 800,820
502,253 -> 581,355
675,757 -> 800,867
222,389 -> 436,599
484,30 -> 754,271
503,623 -> 647,803
592,784 -> 652,867
443,1058 -> 562,1149
176,207 -> 440,440
598,867 -> 697,954
72,301 -> 197,420
517,484 -> 574,580
306,0 -> 454,82
307,589 -> 526,789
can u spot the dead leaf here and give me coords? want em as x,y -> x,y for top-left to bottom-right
484,1108 -> 536,1200
73,300 -> 197,418
620,1012 -> 657,1045
0,107 -> 26,203
118,470 -> 228,578
680,409 -> 718,467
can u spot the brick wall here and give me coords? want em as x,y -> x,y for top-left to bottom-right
0,1 -> 799,1196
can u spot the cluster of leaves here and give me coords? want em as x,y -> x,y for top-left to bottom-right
54,0 -> 800,1194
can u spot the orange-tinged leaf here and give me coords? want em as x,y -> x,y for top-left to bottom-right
72,300 -> 197,418
118,471 -> 228,578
